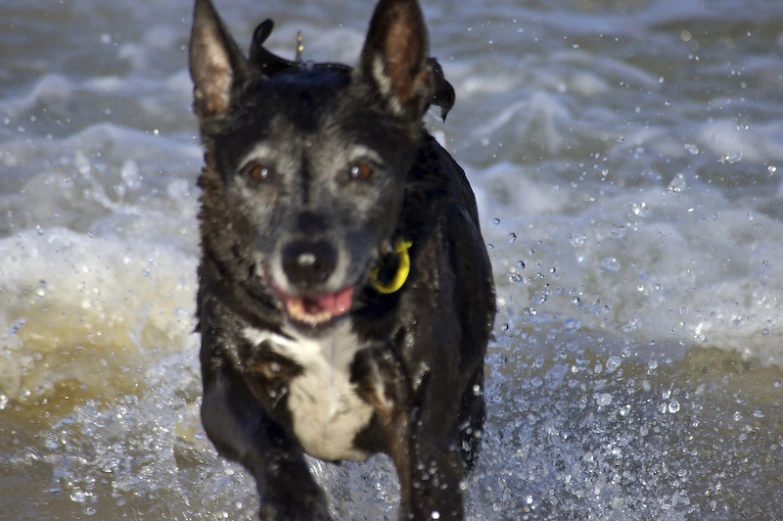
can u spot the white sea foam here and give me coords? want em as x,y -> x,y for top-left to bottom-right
481,179 -> 783,366
0,228 -> 198,403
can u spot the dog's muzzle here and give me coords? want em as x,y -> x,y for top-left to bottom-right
271,240 -> 354,326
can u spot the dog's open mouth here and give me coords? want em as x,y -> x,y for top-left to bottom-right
277,286 -> 355,326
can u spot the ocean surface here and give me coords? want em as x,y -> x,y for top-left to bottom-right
2,0 -> 782,519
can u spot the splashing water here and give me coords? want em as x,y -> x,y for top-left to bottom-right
2,0 -> 783,520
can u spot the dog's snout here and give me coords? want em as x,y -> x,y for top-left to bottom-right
297,211 -> 327,235
282,240 -> 337,288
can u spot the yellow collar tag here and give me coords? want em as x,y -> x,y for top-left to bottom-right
370,238 -> 413,294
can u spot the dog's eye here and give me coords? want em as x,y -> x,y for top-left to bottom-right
348,161 -> 373,181
242,163 -> 274,183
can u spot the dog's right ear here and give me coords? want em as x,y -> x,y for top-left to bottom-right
189,0 -> 249,119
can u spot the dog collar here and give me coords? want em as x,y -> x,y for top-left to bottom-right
370,238 -> 412,294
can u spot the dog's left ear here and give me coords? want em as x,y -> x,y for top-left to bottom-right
356,0 -> 434,121
189,0 -> 250,119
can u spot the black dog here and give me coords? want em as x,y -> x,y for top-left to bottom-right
188,0 -> 495,519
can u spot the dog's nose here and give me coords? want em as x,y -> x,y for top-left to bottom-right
281,240 -> 337,288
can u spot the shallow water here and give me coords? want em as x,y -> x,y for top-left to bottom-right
1,0 -> 782,519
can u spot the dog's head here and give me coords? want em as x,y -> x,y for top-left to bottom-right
189,0 -> 447,333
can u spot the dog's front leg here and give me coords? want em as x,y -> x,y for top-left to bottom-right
406,368 -> 466,521
382,367 -> 466,521
201,372 -> 331,521
355,346 -> 464,521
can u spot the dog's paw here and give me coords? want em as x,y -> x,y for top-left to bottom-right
259,493 -> 332,521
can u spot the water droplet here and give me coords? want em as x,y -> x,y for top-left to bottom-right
668,173 -> 687,193
610,225 -> 626,238
631,201 -> 650,217
683,143 -> 699,155
606,356 -> 621,372
601,257 -> 620,272
508,232 -> 517,243
733,411 -> 743,422
564,318 -> 581,331
492,218 -> 500,225
719,152 -> 742,164
7,318 -> 26,335
622,319 -> 639,333
596,393 -> 613,406
668,400 -> 680,413
0,394 -> 8,410
431,512 -> 441,520
70,490 -> 87,503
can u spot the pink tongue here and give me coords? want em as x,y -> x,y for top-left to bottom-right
313,287 -> 354,316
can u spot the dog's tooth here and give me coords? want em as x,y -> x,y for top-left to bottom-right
287,299 -> 304,320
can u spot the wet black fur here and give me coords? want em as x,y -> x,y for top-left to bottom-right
189,1 -> 495,520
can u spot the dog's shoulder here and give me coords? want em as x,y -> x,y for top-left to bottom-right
401,133 -> 495,347
402,134 -> 482,238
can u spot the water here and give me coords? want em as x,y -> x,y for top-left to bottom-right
2,0 -> 783,519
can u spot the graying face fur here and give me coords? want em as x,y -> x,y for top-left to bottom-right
189,0 -> 436,330
204,69 -> 421,328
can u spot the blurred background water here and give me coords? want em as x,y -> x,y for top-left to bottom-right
1,0 -> 782,519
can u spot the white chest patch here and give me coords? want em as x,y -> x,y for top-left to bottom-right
242,323 -> 374,462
